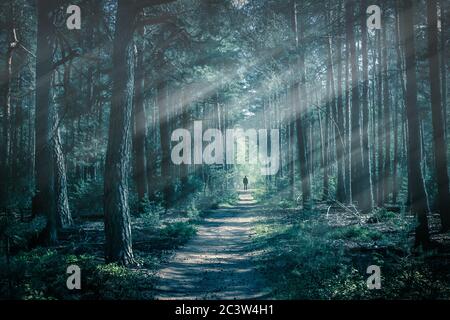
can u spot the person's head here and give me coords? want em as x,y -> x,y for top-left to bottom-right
244,175 -> 247,178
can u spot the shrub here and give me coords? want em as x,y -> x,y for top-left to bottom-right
69,179 -> 103,215
367,208 -> 398,223
0,248 -> 154,300
139,197 -> 163,227
329,225 -> 384,242
161,222 -> 196,244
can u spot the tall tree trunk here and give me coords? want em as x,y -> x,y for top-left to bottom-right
132,22 -> 148,201
0,12 -> 14,208
400,0 -> 430,247
180,85 -> 190,194
288,87 -> 295,200
335,0 -> 346,202
157,77 -> 171,207
426,0 -> 450,230
52,105 -> 72,228
346,0 -> 369,212
323,33 -> 335,200
147,94 -> 157,200
344,13 -> 351,202
440,0 -> 447,136
293,0 -> 311,207
382,17 -> 392,204
376,31 -> 384,206
104,0 -> 135,265
34,0 -> 58,243
361,0 -> 373,209
393,1 -> 405,204
392,98 -> 399,204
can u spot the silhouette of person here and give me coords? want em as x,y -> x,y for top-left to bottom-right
243,176 -> 248,190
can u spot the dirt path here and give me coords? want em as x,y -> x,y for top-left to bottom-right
154,190 -> 270,300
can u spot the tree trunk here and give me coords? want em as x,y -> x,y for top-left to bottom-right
104,0 -> 135,265
0,12 -> 14,208
293,0 -> 311,207
323,34 -> 332,200
335,0 -> 346,202
157,79 -> 171,207
180,85 -> 190,194
52,106 -> 72,228
346,0 -> 369,212
344,12 -> 351,202
34,0 -> 58,243
132,22 -> 148,201
426,0 -> 450,230
147,93 -> 157,199
440,0 -> 447,136
360,0 -> 373,209
382,17 -> 392,204
393,1 -> 405,204
376,30 -> 384,206
400,0 -> 430,247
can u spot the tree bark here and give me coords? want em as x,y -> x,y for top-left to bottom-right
440,0 -> 447,136
393,1 -> 405,204
323,33 -> 332,200
34,0 -> 58,243
382,16 -> 392,204
180,85 -> 190,194
361,0 -> 373,209
132,22 -> 148,201
335,0 -> 346,202
104,0 -> 135,265
0,8 -> 14,208
400,0 -> 430,247
293,0 -> 311,207
426,0 -> 450,230
157,79 -> 171,207
52,106 -> 72,228
376,30 -> 384,206
346,0 -> 370,212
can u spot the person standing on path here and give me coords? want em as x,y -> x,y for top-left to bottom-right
243,176 -> 248,190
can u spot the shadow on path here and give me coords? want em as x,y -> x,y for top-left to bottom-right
154,190 -> 271,300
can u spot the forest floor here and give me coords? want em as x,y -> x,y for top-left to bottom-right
154,190 -> 272,299
152,188 -> 450,300
248,192 -> 450,299
3,189 -> 450,299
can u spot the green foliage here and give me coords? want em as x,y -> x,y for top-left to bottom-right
69,179 -> 103,215
329,225 -> 384,242
278,199 -> 296,209
367,208 -> 398,223
160,222 -> 197,247
0,248 -> 154,300
139,197 -> 163,228
252,211 -> 450,299
186,199 -> 200,219
216,190 -> 239,207
0,216 -> 46,253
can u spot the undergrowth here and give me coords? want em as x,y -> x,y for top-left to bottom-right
252,208 -> 450,299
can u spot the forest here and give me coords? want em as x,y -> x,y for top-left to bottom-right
0,0 -> 449,300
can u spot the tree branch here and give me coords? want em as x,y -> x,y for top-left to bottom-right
135,14 -> 178,29
52,50 -> 80,70
133,0 -> 177,10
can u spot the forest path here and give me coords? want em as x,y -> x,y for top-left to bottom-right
153,190 -> 271,299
